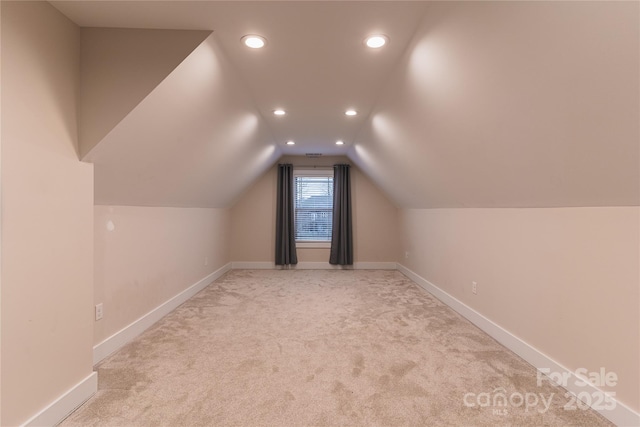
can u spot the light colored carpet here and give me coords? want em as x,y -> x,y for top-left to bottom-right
61,270 -> 611,426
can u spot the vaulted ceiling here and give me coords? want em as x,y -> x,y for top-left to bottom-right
51,1 -> 639,209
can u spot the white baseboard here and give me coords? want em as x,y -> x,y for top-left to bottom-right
397,263 -> 640,427
22,372 -> 97,427
231,261 -> 397,270
93,263 -> 231,365
88,260 -> 637,426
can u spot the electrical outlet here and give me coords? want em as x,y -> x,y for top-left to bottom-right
204,256 -> 209,266
405,251 -> 410,260
95,303 -> 103,321
472,282 -> 478,295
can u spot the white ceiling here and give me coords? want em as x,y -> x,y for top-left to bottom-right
53,1 -> 428,156
51,1 -> 639,208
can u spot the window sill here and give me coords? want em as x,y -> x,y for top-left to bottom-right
296,241 -> 331,249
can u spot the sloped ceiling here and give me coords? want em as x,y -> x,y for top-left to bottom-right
79,28 -> 211,158
52,1 -> 639,209
85,33 -> 279,207
349,1 -> 639,208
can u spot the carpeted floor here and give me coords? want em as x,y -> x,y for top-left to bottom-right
61,270 -> 611,426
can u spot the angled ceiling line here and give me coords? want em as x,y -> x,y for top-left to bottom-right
79,27 -> 212,160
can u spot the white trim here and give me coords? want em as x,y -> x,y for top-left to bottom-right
86,260 -> 638,425
92,263 -> 231,365
22,372 -> 97,427
397,263 -> 640,427
231,261 -> 397,270
292,171 -> 334,243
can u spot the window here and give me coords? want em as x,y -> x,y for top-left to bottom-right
294,170 -> 333,243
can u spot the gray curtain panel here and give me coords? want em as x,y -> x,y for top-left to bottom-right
275,164 -> 298,265
330,164 -> 353,265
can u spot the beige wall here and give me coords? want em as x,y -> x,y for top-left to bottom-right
230,156 -> 399,264
94,205 -> 231,345
354,1 -> 640,416
399,207 -> 640,412
1,2 -> 94,425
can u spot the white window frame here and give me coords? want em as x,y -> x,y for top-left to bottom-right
293,169 -> 334,249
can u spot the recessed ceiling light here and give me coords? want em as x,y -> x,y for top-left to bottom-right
273,109 -> 286,116
365,35 -> 389,49
241,35 -> 266,49
336,140 -> 344,145
286,140 -> 295,145
345,110 -> 357,116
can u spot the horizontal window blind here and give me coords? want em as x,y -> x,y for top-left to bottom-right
294,175 -> 333,241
